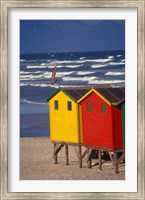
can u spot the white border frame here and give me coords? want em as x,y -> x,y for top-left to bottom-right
0,0 -> 144,199
9,8 -> 137,193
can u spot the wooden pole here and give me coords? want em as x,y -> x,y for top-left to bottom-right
108,152 -> 114,165
116,152 -> 125,166
98,150 -> 102,171
53,143 -> 58,164
78,146 -> 82,168
75,146 -> 79,158
114,152 -> 119,173
87,149 -> 92,169
54,144 -> 64,155
65,144 -> 69,165
81,148 -> 88,159
88,158 -> 92,168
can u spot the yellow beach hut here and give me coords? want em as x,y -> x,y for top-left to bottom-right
47,87 -> 90,143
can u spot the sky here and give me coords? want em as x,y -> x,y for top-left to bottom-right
20,20 -> 125,54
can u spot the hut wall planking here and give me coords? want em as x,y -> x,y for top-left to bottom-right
47,86 -> 125,150
79,91 -> 115,149
49,90 -> 81,143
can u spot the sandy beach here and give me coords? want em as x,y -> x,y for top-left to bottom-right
20,137 -> 125,180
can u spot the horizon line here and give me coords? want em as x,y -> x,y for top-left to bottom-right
20,49 -> 125,56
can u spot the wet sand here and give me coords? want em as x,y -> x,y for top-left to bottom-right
20,137 -> 125,180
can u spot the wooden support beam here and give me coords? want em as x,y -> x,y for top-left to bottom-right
53,143 -> 64,164
53,143 -> 58,164
87,149 -> 93,168
65,144 -> 69,165
54,143 -> 59,152
86,148 -> 91,162
109,152 -> 125,173
114,152 -> 119,173
78,146 -> 82,168
98,150 -> 102,171
81,148 -> 88,159
75,146 -> 79,159
75,146 -> 88,167
51,141 -> 125,173
88,159 -> 92,168
114,149 -> 125,153
116,152 -> 125,166
53,144 -> 64,156
108,152 -> 114,165
75,147 -> 88,160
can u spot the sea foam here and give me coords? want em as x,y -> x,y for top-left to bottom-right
62,76 -> 96,82
88,79 -> 125,84
91,64 -> 108,68
77,71 -> 96,75
105,72 -> 125,76
109,62 -> 125,65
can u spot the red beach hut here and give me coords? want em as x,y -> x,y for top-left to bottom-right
78,87 -> 125,150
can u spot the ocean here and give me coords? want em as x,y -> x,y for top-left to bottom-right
20,50 -> 125,137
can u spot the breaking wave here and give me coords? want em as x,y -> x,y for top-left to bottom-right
26,65 -> 64,69
105,72 -> 125,76
108,56 -> 114,59
20,74 -> 43,80
77,71 -> 96,75
62,76 -> 96,82
20,71 -> 75,81
20,51 -> 125,108
55,57 -> 113,64
66,65 -> 82,68
43,71 -> 74,78
20,99 -> 47,105
88,79 -> 125,84
20,59 -> 27,62
20,82 -> 60,88
20,71 -> 33,74
91,61 -> 125,69
109,62 -> 125,65
26,64 -> 82,69
91,64 -> 109,68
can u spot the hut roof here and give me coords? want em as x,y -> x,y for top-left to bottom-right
46,88 -> 60,101
62,87 -> 91,101
47,87 -> 91,102
94,87 -> 125,105
47,86 -> 125,105
77,86 -> 125,105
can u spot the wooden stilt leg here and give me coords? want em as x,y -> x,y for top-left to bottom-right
98,150 -> 102,171
87,149 -> 92,168
88,158 -> 92,168
114,152 -> 119,173
75,146 -> 79,158
54,143 -> 58,164
108,152 -> 114,165
116,152 -> 125,166
65,144 -> 69,165
81,148 -> 88,159
78,146 -> 82,168
53,143 -> 64,164
52,141 -> 124,174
